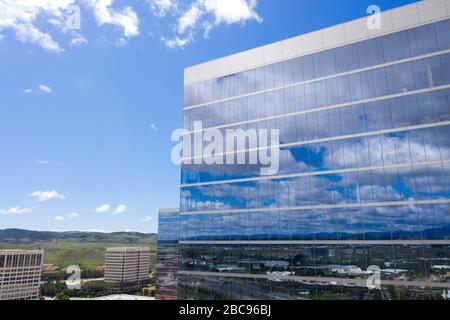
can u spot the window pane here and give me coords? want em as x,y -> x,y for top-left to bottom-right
348,73 -> 364,101
229,73 -> 239,98
408,24 -> 438,56
283,59 -> 295,86
294,84 -> 306,112
313,51 -> 327,78
435,19 -> 450,50
254,66 -> 265,91
382,30 -> 410,62
413,56 -> 445,89
315,80 -> 327,108
442,53 -> 450,84
305,82 -> 317,110
335,43 -> 360,73
303,55 -> 315,80
273,62 -> 284,88
264,63 -> 274,89
337,76 -> 351,103
358,37 -> 385,68
293,57 -> 305,83
386,62 -> 415,94
326,78 -> 339,106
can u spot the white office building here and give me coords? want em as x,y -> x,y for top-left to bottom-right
0,250 -> 44,300
104,247 -> 150,289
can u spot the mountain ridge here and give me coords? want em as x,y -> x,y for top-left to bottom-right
0,228 -> 156,245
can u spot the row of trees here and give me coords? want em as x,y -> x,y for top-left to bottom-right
41,279 -> 154,300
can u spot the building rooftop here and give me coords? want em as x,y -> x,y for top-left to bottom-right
0,249 -> 44,254
159,208 -> 179,213
106,247 -> 150,252
184,0 -> 450,85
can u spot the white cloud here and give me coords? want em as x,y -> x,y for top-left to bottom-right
85,0 -> 139,38
114,204 -> 127,214
162,33 -> 193,48
67,212 -> 80,218
38,84 -> 52,93
23,84 -> 52,94
202,0 -> 261,25
0,0 -> 140,52
70,33 -> 87,46
81,229 -> 110,233
55,212 -> 80,221
150,123 -> 159,131
139,216 -> 153,222
15,23 -> 64,53
148,0 -> 177,17
95,203 -> 111,213
177,3 -> 203,34
155,0 -> 261,48
36,159 -> 62,166
0,0 -> 74,53
30,190 -> 64,202
0,206 -> 33,215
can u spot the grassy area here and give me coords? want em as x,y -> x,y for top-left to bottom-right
0,240 -> 156,269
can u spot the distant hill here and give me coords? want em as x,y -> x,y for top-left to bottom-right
0,229 -> 157,269
0,228 -> 156,245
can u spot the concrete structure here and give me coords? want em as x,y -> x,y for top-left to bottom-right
104,247 -> 150,290
0,250 -> 44,300
176,0 -> 450,300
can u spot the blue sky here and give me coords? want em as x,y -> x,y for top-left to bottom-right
0,0 -> 418,233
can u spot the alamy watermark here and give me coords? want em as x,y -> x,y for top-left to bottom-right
367,265 -> 381,290
66,265 -> 81,290
171,121 -> 280,176
367,5 -> 382,30
64,5 -> 81,31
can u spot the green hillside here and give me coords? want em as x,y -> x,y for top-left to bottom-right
0,229 -> 157,269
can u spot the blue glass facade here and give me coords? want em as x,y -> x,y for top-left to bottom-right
155,210 -> 179,300
178,19 -> 450,300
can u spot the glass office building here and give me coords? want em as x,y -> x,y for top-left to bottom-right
155,209 -> 180,300
177,1 -> 450,300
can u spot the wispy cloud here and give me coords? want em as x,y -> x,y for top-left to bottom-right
30,190 -> 64,202
95,203 -> 111,214
0,0 -> 140,53
67,212 -> 80,218
152,0 -> 262,48
36,159 -> 62,166
114,204 -> 127,214
0,206 -> 34,215
139,216 -> 153,222
0,0 -> 70,53
24,84 -> 53,94
148,0 -> 178,17
70,33 -> 88,46
115,37 -> 128,47
162,33 -> 193,48
85,0 -> 140,38
38,84 -> 52,93
54,212 -> 80,221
